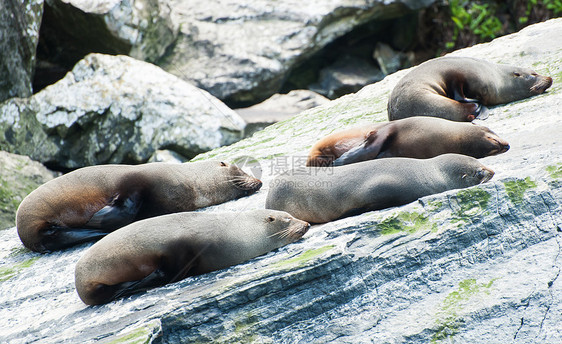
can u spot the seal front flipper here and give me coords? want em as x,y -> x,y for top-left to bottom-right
475,104 -> 489,120
333,127 -> 393,166
40,227 -> 111,252
110,268 -> 169,302
85,192 -> 142,229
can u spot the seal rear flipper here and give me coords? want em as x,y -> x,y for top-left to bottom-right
111,268 -> 169,301
333,128 -> 392,166
41,227 -> 111,252
85,192 -> 142,229
475,104 -> 489,120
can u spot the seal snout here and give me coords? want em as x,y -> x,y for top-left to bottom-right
530,76 -> 553,94
290,220 -> 311,240
480,167 -> 495,184
235,177 -> 263,193
488,137 -> 510,155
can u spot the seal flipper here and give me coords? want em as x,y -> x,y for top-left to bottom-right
475,104 -> 489,120
40,227 -> 110,252
85,192 -> 142,229
111,268 -> 169,301
333,127 -> 392,166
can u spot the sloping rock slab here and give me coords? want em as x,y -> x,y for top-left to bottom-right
0,19 -> 561,343
0,53 -> 245,169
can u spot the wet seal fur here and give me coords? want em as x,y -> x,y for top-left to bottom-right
267,153 -> 494,223
388,56 -> 553,121
306,116 -> 510,166
74,210 -> 310,305
17,161 -> 262,253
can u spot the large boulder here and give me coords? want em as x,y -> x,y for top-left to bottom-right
0,53 -> 246,170
41,0 -> 176,64
161,0 -> 439,104
38,0 -> 439,103
0,151 -> 58,230
0,18 -> 561,343
0,0 -> 44,102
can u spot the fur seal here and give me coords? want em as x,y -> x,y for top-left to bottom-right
74,210 -> 310,305
388,56 -> 553,121
306,116 -> 509,166
267,153 -> 494,223
17,161 -> 262,253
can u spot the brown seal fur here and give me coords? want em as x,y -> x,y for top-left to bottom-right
74,210 -> 310,305
267,153 -> 494,223
17,161 -> 262,253
388,56 -> 553,121
306,116 -> 509,166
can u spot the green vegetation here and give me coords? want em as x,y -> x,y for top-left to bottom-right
436,0 -> 562,53
448,0 -> 503,48
0,257 -> 39,282
503,177 -> 537,204
546,163 -> 562,179
452,187 -> 491,221
520,0 -> 562,24
272,245 -> 336,269
377,211 -> 438,235
106,320 -> 161,344
432,278 -> 497,343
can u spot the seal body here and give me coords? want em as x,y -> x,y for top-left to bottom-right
306,116 -> 509,166
74,210 -> 310,305
388,56 -> 553,121
17,161 -> 262,252
267,154 -> 494,223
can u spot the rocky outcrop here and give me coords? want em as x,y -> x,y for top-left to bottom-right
0,152 -> 58,230
0,0 -> 43,102
37,0 -> 438,104
0,53 -> 246,170
0,19 -> 561,343
161,0 -> 439,104
40,0 -> 176,64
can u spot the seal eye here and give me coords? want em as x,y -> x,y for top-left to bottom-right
513,72 -> 521,77
266,216 -> 275,223
220,162 -> 227,167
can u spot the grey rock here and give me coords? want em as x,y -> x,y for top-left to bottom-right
42,0 -> 177,63
309,55 -> 385,99
373,42 -> 415,75
1,18 -> 561,343
160,0 -> 439,103
0,53 -> 246,170
0,0 -> 44,102
0,151 -> 59,230
147,149 -> 189,164
235,90 -> 329,137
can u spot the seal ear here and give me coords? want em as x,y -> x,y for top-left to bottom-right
333,125 -> 394,166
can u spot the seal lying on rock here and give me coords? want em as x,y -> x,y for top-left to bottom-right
17,161 -> 262,253
74,210 -> 310,305
306,116 -> 509,166
267,154 -> 494,223
388,56 -> 553,121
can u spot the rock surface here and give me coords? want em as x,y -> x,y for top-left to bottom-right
1,19 -> 561,343
0,53 -> 246,170
0,0 -> 44,102
0,151 -> 59,231
40,0 -> 177,64
159,0 -> 439,104
235,90 -> 329,137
